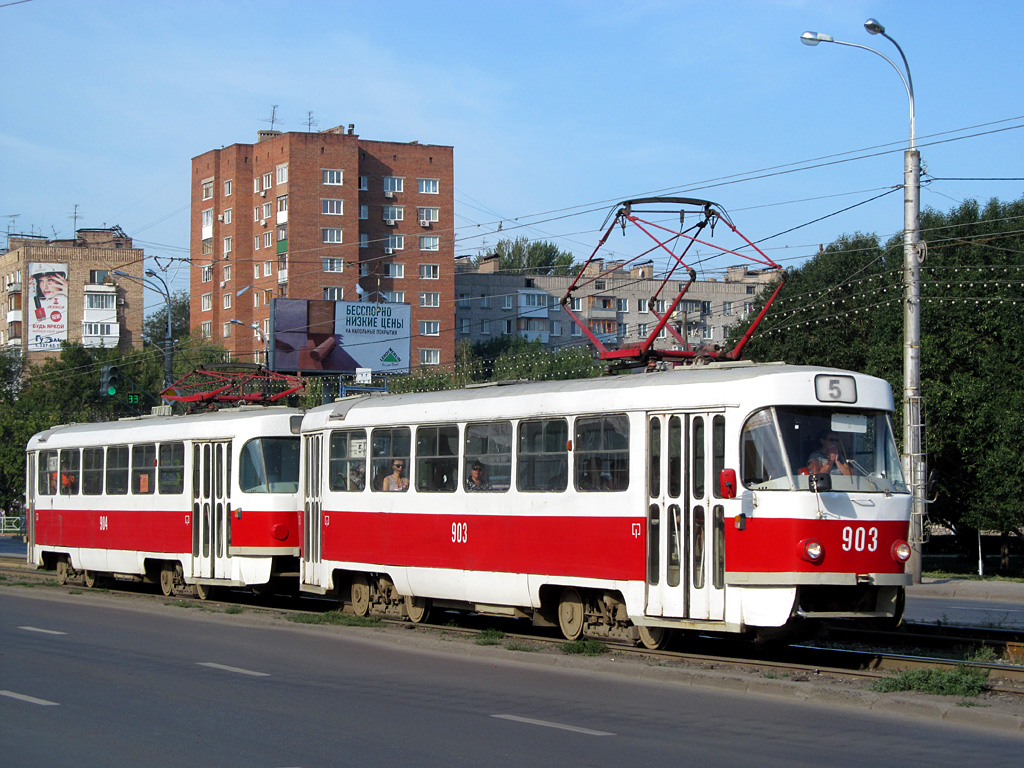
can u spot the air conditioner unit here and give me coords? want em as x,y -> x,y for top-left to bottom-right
419,219 -> 431,227
260,190 -> 267,198
384,190 -> 394,198
217,214 -> 224,222
116,298 -> 125,305
384,248 -> 394,255
220,281 -> 226,288
384,219 -> 396,226
261,219 -> 267,227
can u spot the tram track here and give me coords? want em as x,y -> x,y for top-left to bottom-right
4,559 -> 1022,696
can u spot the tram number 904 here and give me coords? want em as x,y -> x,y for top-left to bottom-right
841,525 -> 878,552
452,522 -> 468,544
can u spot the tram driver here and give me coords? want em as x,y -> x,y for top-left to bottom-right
807,431 -> 854,476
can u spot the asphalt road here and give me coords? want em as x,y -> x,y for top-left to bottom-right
2,590 -> 1021,768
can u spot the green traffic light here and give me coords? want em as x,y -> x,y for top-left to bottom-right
107,385 -> 117,396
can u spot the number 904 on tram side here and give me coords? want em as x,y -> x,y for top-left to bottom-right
25,407 -> 303,598
298,362 -> 912,648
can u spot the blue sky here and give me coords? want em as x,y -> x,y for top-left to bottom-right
2,0 -> 1022,308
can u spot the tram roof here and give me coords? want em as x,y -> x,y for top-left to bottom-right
303,362 -> 895,431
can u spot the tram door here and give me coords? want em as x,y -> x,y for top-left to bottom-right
192,441 -> 231,580
645,413 -> 726,622
301,433 -> 324,588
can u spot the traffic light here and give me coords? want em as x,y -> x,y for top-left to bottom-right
99,365 -> 122,397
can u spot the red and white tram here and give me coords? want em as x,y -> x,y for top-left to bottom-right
298,362 -> 912,647
26,407 -> 303,597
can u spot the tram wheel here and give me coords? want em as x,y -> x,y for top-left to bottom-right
351,573 -> 371,617
83,570 -> 101,589
637,625 -> 674,650
195,582 -> 215,601
159,563 -> 177,597
405,595 -> 432,624
557,587 -> 585,641
56,559 -> 69,586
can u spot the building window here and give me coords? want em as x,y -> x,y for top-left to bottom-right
383,290 -> 404,303
224,179 -> 232,197
223,293 -> 232,309
253,178 -> 260,194
324,287 -> 344,301
419,349 -> 440,366
87,269 -> 108,285
322,199 -> 344,215
571,323 -> 582,337
420,320 -> 439,336
254,236 -> 260,251
481,319 -> 490,335
638,323 -> 648,337
359,205 -> 368,220
523,293 -> 547,307
202,208 -> 213,228
201,265 -> 213,283
419,264 -> 439,279
262,173 -> 273,190
419,178 -> 439,194
276,163 -> 288,185
322,169 -> 344,185
84,322 -> 113,336
84,293 -> 115,310
616,298 -> 628,312
358,175 -> 368,191
638,299 -> 648,314
383,176 -> 404,194
703,325 -> 714,340
385,234 -> 404,251
202,180 -> 213,200
383,263 -> 404,278
322,228 -> 344,244
502,295 -> 513,310
551,320 -> 561,336
201,321 -> 212,338
223,236 -> 232,255
223,322 -> 232,338
223,208 -> 232,225
277,195 -> 288,214
420,292 -> 440,308
201,293 -> 212,311
223,264 -> 232,282
202,239 -> 213,256
323,258 -> 344,272
254,292 -> 261,307
359,233 -> 369,249
481,295 -> 491,309
264,260 -> 273,276
419,235 -> 439,251
262,201 -> 272,219
382,205 -> 404,222
460,318 -> 470,334
723,301 -> 732,316
417,207 -> 440,224
264,231 -> 273,248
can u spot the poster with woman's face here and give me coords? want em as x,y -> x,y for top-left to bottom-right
28,262 -> 68,351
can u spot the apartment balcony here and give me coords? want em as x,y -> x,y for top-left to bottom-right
7,309 -> 22,324
516,329 -> 550,344
5,282 -> 20,294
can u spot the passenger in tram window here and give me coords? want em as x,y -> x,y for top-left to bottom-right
382,459 -> 409,492
579,456 -> 610,491
807,432 -> 853,476
348,462 -> 365,491
466,461 -> 491,491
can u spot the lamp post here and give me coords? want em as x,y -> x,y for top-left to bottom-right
229,319 -> 269,366
112,269 -> 174,393
801,19 -> 925,582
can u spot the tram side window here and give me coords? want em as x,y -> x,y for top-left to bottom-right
82,447 -> 104,495
239,437 -> 300,493
517,418 -> 568,492
415,424 -> 458,492
329,429 -> 367,492
464,421 -> 512,492
106,446 -> 129,495
371,427 -> 411,492
38,450 -> 58,496
158,442 -> 185,494
132,444 -> 156,494
574,414 -> 629,492
59,449 -> 80,495
712,415 -> 726,499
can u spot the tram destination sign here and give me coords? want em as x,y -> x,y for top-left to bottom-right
270,298 -> 411,374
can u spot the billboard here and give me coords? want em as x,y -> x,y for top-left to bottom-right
271,298 -> 411,373
28,262 -> 69,352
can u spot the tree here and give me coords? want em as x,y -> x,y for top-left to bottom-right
143,289 -> 191,345
729,197 -> 1024,544
487,237 -> 577,276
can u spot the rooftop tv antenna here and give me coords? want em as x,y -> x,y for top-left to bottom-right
67,203 -> 81,238
261,105 -> 283,131
305,111 -> 318,132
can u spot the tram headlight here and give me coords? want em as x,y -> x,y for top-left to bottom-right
799,538 -> 824,564
891,540 -> 912,562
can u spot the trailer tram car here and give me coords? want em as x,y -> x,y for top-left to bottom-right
26,407 -> 303,597
299,362 -> 912,647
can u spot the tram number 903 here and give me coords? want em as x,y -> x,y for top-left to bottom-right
452,522 -> 468,544
841,525 -> 878,552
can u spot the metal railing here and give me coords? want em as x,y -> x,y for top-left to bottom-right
1,514 -> 26,536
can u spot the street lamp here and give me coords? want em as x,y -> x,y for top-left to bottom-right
801,19 -> 926,581
112,269 -> 174,393
229,319 -> 269,366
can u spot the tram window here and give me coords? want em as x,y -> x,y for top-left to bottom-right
713,505 -> 725,589
240,437 -> 300,493
158,442 -> 185,494
106,446 -> 129,495
517,418 -> 568,492
59,449 -> 80,495
464,421 -> 512,492
82,447 -> 104,495
668,416 -> 682,499
574,414 -> 629,492
132,444 -> 156,494
38,450 -> 58,496
371,427 -> 411,492
647,504 -> 660,585
648,418 -> 661,497
329,429 -> 367,492
712,416 -> 726,499
416,424 -> 458,493
693,505 -> 706,590
692,418 -> 705,499
668,504 -> 682,587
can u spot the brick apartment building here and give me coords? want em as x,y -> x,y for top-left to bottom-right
0,227 -> 145,363
190,126 -> 455,371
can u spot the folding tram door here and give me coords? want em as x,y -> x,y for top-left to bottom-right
301,433 -> 324,589
192,441 -> 231,586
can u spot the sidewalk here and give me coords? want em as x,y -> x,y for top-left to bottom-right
907,577 -> 1024,602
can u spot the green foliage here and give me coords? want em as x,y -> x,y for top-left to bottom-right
286,611 -> 383,627
730,197 -> 1024,537
559,638 -> 607,656
488,236 -> 577,276
474,628 -> 506,645
871,665 -> 988,697
143,289 -> 191,345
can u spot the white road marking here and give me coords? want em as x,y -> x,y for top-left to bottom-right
0,690 -> 59,706
198,662 -> 269,677
491,714 -> 614,736
19,626 -> 67,635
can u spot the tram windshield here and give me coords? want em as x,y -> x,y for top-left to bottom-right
741,407 -> 907,494
239,437 -> 300,493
